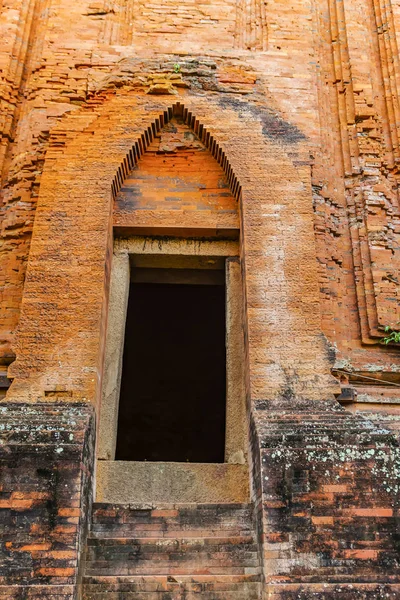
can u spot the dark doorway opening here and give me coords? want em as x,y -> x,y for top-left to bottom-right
115,267 -> 226,463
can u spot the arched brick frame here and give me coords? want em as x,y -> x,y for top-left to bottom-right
6,92 -> 338,405
111,102 -> 242,203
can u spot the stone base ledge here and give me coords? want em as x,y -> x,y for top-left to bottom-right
96,460 -> 249,503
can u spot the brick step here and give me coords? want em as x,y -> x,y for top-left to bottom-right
262,436 -> 390,446
263,421 -> 377,428
91,503 -> 254,538
83,588 -> 260,599
85,537 -> 259,576
264,412 -> 367,419
84,503 -> 260,596
90,526 -> 253,539
260,428 -> 392,440
86,535 -> 257,552
263,434 -> 382,440
83,589 -> 260,599
0,586 -> 75,600
85,565 -> 259,577
266,426 -> 379,432
83,575 -> 261,599
262,412 -> 370,419
262,420 -> 377,427
263,419 -> 378,426
92,502 -> 253,518
1,427 -> 87,444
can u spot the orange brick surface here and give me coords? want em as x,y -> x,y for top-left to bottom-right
0,0 -> 397,381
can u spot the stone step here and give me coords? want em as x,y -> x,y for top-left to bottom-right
96,461 -> 250,504
82,574 -> 261,599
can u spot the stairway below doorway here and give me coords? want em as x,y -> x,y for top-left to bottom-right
82,502 -> 261,599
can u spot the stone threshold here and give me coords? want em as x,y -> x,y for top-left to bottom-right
96,460 -> 249,504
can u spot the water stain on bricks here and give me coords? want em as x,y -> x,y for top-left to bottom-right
217,96 -> 307,145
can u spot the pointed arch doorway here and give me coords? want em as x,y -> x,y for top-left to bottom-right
96,110 -> 249,503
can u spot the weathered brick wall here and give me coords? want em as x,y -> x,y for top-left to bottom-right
0,403 -> 95,599
0,1 -> 399,597
250,398 -> 400,599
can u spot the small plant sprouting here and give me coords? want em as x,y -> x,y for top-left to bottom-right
381,325 -> 400,345
173,63 -> 181,74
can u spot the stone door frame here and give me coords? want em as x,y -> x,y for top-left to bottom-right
97,236 -> 247,466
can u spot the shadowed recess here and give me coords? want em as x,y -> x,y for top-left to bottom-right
115,277 -> 226,463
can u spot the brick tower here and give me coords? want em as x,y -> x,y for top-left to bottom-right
0,1 -> 399,598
